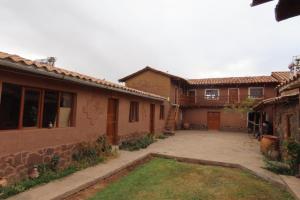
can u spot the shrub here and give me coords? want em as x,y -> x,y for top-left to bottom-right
157,134 -> 168,139
284,140 -> 300,175
120,135 -> 155,151
264,159 -> 292,175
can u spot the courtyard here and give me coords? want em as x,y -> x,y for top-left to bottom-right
8,131 -> 299,200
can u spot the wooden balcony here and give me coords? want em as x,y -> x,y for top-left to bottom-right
179,95 -> 264,107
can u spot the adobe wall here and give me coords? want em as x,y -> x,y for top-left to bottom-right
0,69 -> 167,183
182,108 -> 248,132
124,70 -> 172,99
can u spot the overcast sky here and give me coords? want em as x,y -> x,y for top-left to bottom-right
1,0 -> 300,82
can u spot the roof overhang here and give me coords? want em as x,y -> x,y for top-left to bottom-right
0,60 -> 166,102
253,93 -> 299,110
251,0 -> 300,21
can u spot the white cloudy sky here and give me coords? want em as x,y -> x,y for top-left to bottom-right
1,0 -> 300,82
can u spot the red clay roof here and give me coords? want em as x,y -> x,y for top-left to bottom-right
0,51 -> 166,101
188,76 -> 278,86
277,72 -> 300,89
119,66 -> 188,83
271,71 -> 292,83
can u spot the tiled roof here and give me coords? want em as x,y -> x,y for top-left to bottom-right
119,66 -> 188,83
253,93 -> 299,109
188,76 -> 278,86
0,51 -> 166,101
271,71 -> 292,83
277,73 -> 300,90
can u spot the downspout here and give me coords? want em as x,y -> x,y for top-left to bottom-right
0,60 -> 166,102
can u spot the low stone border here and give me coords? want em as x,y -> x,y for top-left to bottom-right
60,153 -> 299,200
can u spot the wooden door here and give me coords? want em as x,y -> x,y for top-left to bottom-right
207,112 -> 220,130
106,98 -> 119,145
150,104 -> 155,134
228,88 -> 239,104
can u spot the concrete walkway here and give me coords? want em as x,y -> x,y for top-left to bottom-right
8,130 -> 300,200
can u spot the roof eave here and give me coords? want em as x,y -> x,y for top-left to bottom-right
0,60 -> 166,102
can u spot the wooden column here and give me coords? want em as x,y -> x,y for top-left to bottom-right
0,81 -> 2,105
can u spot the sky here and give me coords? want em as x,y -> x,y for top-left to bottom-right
1,0 -> 300,82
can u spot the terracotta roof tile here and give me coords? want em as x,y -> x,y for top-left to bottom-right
0,51 -> 166,101
188,76 -> 278,86
271,71 -> 292,83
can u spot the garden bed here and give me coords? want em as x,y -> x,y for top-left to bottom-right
65,155 -> 295,200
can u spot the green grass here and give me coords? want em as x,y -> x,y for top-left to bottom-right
90,158 -> 295,200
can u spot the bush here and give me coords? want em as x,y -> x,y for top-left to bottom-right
157,134 -> 168,139
284,140 -> 300,175
120,135 -> 155,151
264,159 -> 292,175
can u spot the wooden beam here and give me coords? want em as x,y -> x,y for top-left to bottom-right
18,87 -> 25,129
0,81 -> 2,105
251,0 -> 273,7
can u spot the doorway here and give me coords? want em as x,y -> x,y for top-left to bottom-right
207,112 -> 220,130
228,88 -> 239,104
150,104 -> 155,134
106,98 -> 119,145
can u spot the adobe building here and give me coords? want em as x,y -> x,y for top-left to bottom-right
119,67 -> 290,132
0,52 -> 168,182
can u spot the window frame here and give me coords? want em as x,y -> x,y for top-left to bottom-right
248,87 -> 264,99
204,89 -> 220,100
0,81 -> 76,131
129,101 -> 139,122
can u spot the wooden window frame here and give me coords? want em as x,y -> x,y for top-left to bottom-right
204,89 -> 220,100
248,87 -> 264,99
129,101 -> 139,122
0,81 -> 76,131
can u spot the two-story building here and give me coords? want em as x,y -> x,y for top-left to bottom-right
119,67 -> 290,132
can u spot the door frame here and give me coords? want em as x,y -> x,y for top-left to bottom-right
228,88 -> 240,103
150,104 -> 155,134
207,111 -> 221,130
106,98 -> 119,145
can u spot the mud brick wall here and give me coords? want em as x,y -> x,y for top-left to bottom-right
0,143 -> 77,184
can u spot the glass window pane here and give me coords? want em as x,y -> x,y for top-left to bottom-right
0,83 -> 22,130
23,89 -> 40,127
250,88 -> 263,98
42,91 -> 59,128
59,92 -> 73,127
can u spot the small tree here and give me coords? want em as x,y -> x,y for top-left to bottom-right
224,98 -> 257,116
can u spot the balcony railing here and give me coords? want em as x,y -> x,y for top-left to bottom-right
179,95 -> 264,107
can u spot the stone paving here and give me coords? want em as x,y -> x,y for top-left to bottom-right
8,130 -> 300,200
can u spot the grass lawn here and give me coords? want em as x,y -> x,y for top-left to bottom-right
89,158 -> 294,200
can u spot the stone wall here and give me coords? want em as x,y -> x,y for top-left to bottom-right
0,143 -> 77,184
274,100 -> 300,143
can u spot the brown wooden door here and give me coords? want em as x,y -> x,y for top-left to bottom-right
106,98 -> 119,145
150,104 -> 155,134
207,112 -> 220,130
228,88 -> 239,104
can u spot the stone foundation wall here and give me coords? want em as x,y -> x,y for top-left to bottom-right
0,143 -> 77,184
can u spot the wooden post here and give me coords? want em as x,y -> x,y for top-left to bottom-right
253,113 -> 257,135
0,81 -> 2,105
18,87 -> 25,129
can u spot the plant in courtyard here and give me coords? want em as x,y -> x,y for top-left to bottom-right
283,139 -> 300,175
224,98 -> 256,115
120,134 -> 155,151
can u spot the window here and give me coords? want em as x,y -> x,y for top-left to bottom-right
205,89 -> 219,100
59,92 -> 74,127
0,82 -> 75,130
159,105 -> 165,120
0,83 -> 22,130
129,101 -> 139,122
249,87 -> 264,99
23,89 -> 41,127
42,91 -> 59,128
